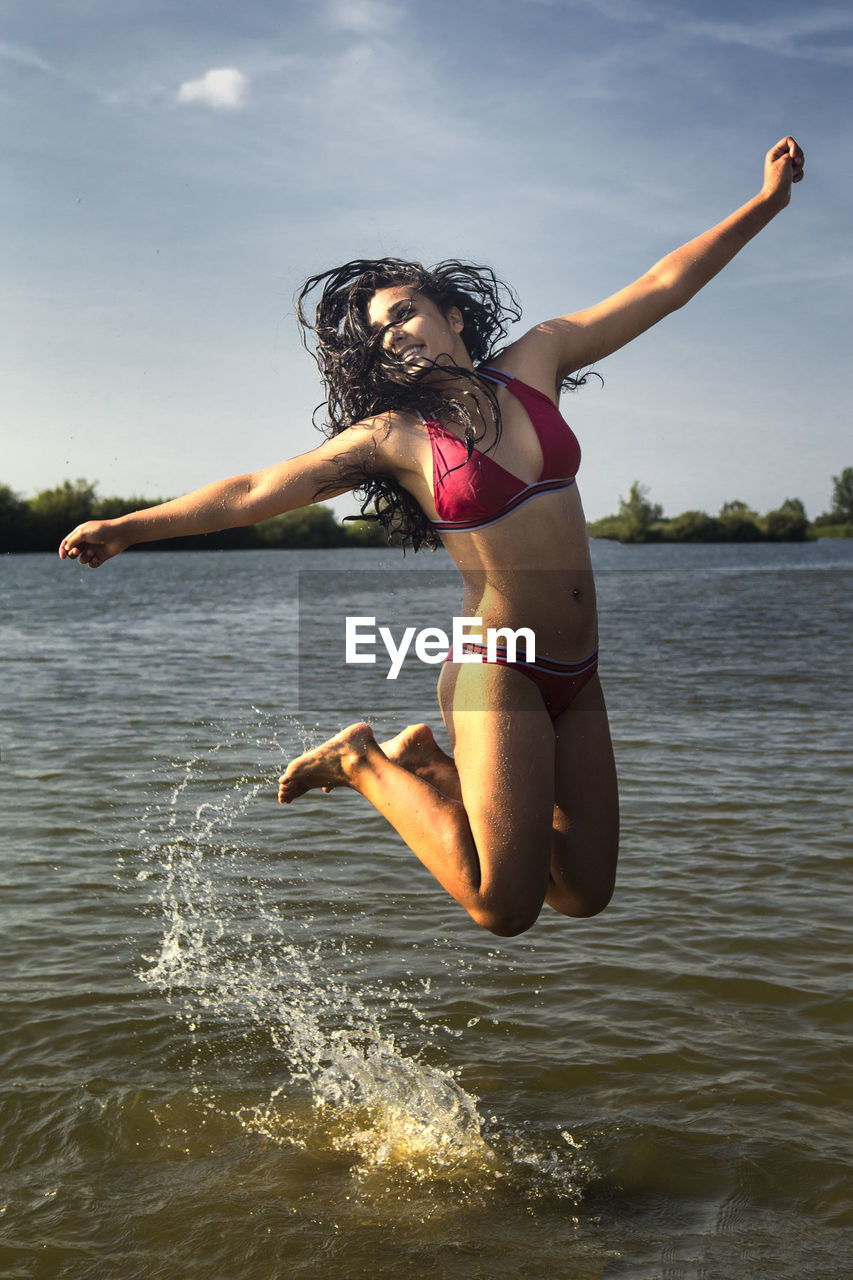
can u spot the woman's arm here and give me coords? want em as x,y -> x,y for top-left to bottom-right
58,421 -> 381,567
522,137 -> 804,382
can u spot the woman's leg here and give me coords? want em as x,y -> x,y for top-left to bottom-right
546,675 -> 619,918
379,724 -> 462,801
319,725 -> 461,798
438,659 -> 558,934
278,662 -> 558,935
378,678 -> 620,918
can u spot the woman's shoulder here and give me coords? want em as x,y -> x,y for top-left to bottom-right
327,409 -> 409,446
338,409 -> 427,475
480,330 -> 565,403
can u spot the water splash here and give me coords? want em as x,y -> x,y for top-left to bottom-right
130,714 -> 595,1207
136,717 -> 494,1180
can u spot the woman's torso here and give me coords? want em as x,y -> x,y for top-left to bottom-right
386,356 -> 598,661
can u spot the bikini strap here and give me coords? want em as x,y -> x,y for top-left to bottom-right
477,365 -> 515,387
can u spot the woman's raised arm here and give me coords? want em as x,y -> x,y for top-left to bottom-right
524,137 -> 804,382
58,422 -> 381,568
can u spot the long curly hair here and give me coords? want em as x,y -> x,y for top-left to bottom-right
296,257 -> 588,550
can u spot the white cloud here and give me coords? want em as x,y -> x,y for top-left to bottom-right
325,0 -> 399,34
0,39 -> 52,73
177,67 -> 249,110
678,8 -> 853,64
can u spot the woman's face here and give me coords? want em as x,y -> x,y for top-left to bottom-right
366,285 -> 469,377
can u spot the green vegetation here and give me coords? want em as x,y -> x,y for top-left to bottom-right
0,479 -> 389,553
4,467 -> 852,552
588,471 -> 853,543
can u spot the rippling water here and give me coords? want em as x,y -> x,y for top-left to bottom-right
3,542 -> 852,1279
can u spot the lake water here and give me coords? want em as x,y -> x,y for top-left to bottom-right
2,540 -> 852,1279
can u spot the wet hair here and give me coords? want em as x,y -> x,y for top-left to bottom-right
296,257 -> 590,550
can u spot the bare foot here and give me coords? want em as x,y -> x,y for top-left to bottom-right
278,722 -> 379,804
381,723 -> 439,770
380,723 -> 461,800
317,723 -> 457,796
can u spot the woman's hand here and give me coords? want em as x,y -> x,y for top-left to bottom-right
762,136 -> 805,210
59,519 -> 129,568
523,134 -> 806,379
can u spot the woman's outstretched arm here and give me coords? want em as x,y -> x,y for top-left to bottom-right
58,421 -> 382,567
525,136 -> 805,381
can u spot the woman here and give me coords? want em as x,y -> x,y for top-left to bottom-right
60,137 -> 805,936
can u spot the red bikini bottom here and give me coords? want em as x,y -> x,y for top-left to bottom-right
449,644 -> 599,720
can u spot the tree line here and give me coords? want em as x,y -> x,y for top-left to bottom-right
587,468 -> 853,544
0,479 -> 387,554
2,469 -> 852,553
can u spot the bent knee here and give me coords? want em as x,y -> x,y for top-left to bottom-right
570,893 -> 613,919
470,903 -> 541,938
550,882 -> 615,919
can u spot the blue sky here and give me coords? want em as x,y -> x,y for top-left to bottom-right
3,0 -> 851,521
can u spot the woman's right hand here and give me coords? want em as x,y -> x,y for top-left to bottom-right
761,136 -> 805,210
59,519 -> 129,568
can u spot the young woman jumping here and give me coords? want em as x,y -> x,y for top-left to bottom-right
60,137 -> 804,936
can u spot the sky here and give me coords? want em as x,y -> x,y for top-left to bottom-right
3,0 -> 851,522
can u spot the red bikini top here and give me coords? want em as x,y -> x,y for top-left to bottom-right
424,366 -> 581,533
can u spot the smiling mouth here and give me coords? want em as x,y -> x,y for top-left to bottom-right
382,344 -> 437,382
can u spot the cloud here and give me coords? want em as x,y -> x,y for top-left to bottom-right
177,67 -> 249,110
0,39 -> 52,73
678,8 -> 853,64
561,1 -> 853,67
325,0 -> 399,34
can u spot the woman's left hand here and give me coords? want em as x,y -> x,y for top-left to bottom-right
762,136 -> 805,209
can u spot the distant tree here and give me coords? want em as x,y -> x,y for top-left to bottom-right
27,479 -> 99,551
253,504 -> 346,548
617,482 -> 664,542
0,484 -> 31,553
664,510 -> 725,542
763,497 -> 809,541
719,499 -> 758,520
93,493 -> 167,520
718,499 -> 763,541
342,517 -> 391,547
586,514 -> 625,541
829,468 -> 853,523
